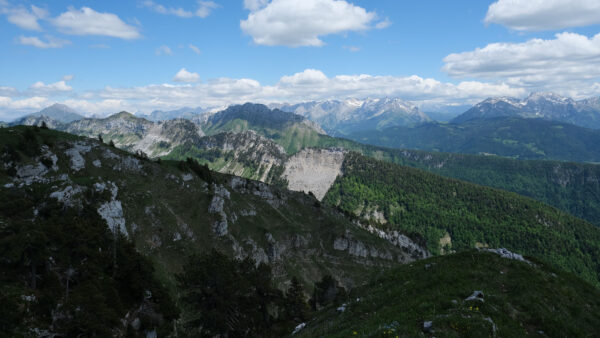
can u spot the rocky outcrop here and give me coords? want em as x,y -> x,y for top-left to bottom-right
357,222 -> 429,260
65,142 -> 92,171
208,183 -> 231,236
333,235 -> 393,260
284,148 -> 346,200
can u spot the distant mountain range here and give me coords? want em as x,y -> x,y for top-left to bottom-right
11,103 -> 84,126
273,97 -> 431,136
348,116 -> 600,162
454,92 -> 600,128
136,107 -> 206,122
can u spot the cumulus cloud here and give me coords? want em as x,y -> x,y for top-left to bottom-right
156,45 -> 173,55
485,0 -> 600,31
244,0 -> 269,11
15,69 -> 600,119
52,7 -> 140,39
62,69 -> 525,115
29,80 -> 73,95
173,68 -> 200,83
442,32 -> 600,92
0,96 -> 49,120
142,0 -> 218,18
189,44 -> 202,55
240,0 -> 387,47
18,35 -> 71,48
3,4 -> 48,30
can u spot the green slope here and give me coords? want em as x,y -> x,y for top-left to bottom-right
298,251 -> 600,337
323,152 -> 600,287
0,126 -> 421,335
202,103 -> 324,154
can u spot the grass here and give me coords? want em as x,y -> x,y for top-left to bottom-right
298,251 -> 600,337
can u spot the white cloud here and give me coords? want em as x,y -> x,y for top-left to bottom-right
442,32 -> 600,94
52,7 -> 140,39
189,44 -> 202,55
18,35 -> 71,48
343,45 -> 360,52
15,68 -> 600,119
142,0 -> 218,18
244,0 -> 269,11
29,80 -> 73,94
240,0 -> 387,47
156,45 -> 173,55
62,75 -> 74,81
485,0 -> 600,31
0,96 -> 49,120
173,68 -> 200,83
57,69 -> 526,116
4,4 -> 48,31
196,1 -> 218,18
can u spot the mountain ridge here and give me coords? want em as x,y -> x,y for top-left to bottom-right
453,92 -> 600,128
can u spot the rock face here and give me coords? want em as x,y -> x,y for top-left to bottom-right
196,131 -> 287,182
64,112 -> 204,157
284,148 -> 346,200
208,184 -> 231,236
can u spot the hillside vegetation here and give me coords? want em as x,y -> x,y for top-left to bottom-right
0,126 -> 424,336
297,250 -> 600,337
323,152 -> 600,286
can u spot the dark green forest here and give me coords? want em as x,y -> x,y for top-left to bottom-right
323,152 -> 600,286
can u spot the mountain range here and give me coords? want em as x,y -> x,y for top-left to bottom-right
13,103 -> 600,227
453,92 -> 600,128
3,102 -> 600,335
274,97 -> 431,136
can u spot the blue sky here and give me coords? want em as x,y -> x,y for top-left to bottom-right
1,0 -> 600,119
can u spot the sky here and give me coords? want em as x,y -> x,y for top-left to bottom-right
1,0 -> 600,120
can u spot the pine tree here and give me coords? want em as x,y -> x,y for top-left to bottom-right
285,276 -> 310,323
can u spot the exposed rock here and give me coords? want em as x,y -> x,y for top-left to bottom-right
284,148 -> 346,200
357,222 -> 429,260
41,145 -> 59,171
292,323 -> 306,335
50,185 -> 84,208
333,235 -> 393,260
65,142 -> 91,171
465,290 -> 484,302
423,321 -> 433,333
130,318 -> 141,331
92,159 -> 102,167
16,162 -> 48,185
181,173 -> 193,181
173,232 -> 182,241
102,149 -> 119,160
113,156 -> 142,172
212,219 -> 228,237
483,248 -> 531,264
97,200 -> 128,237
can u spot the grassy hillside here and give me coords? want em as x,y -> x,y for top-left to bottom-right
298,250 -> 600,337
202,103 -> 324,154
323,152 -> 600,286
0,126 -> 422,335
347,117 -> 600,162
